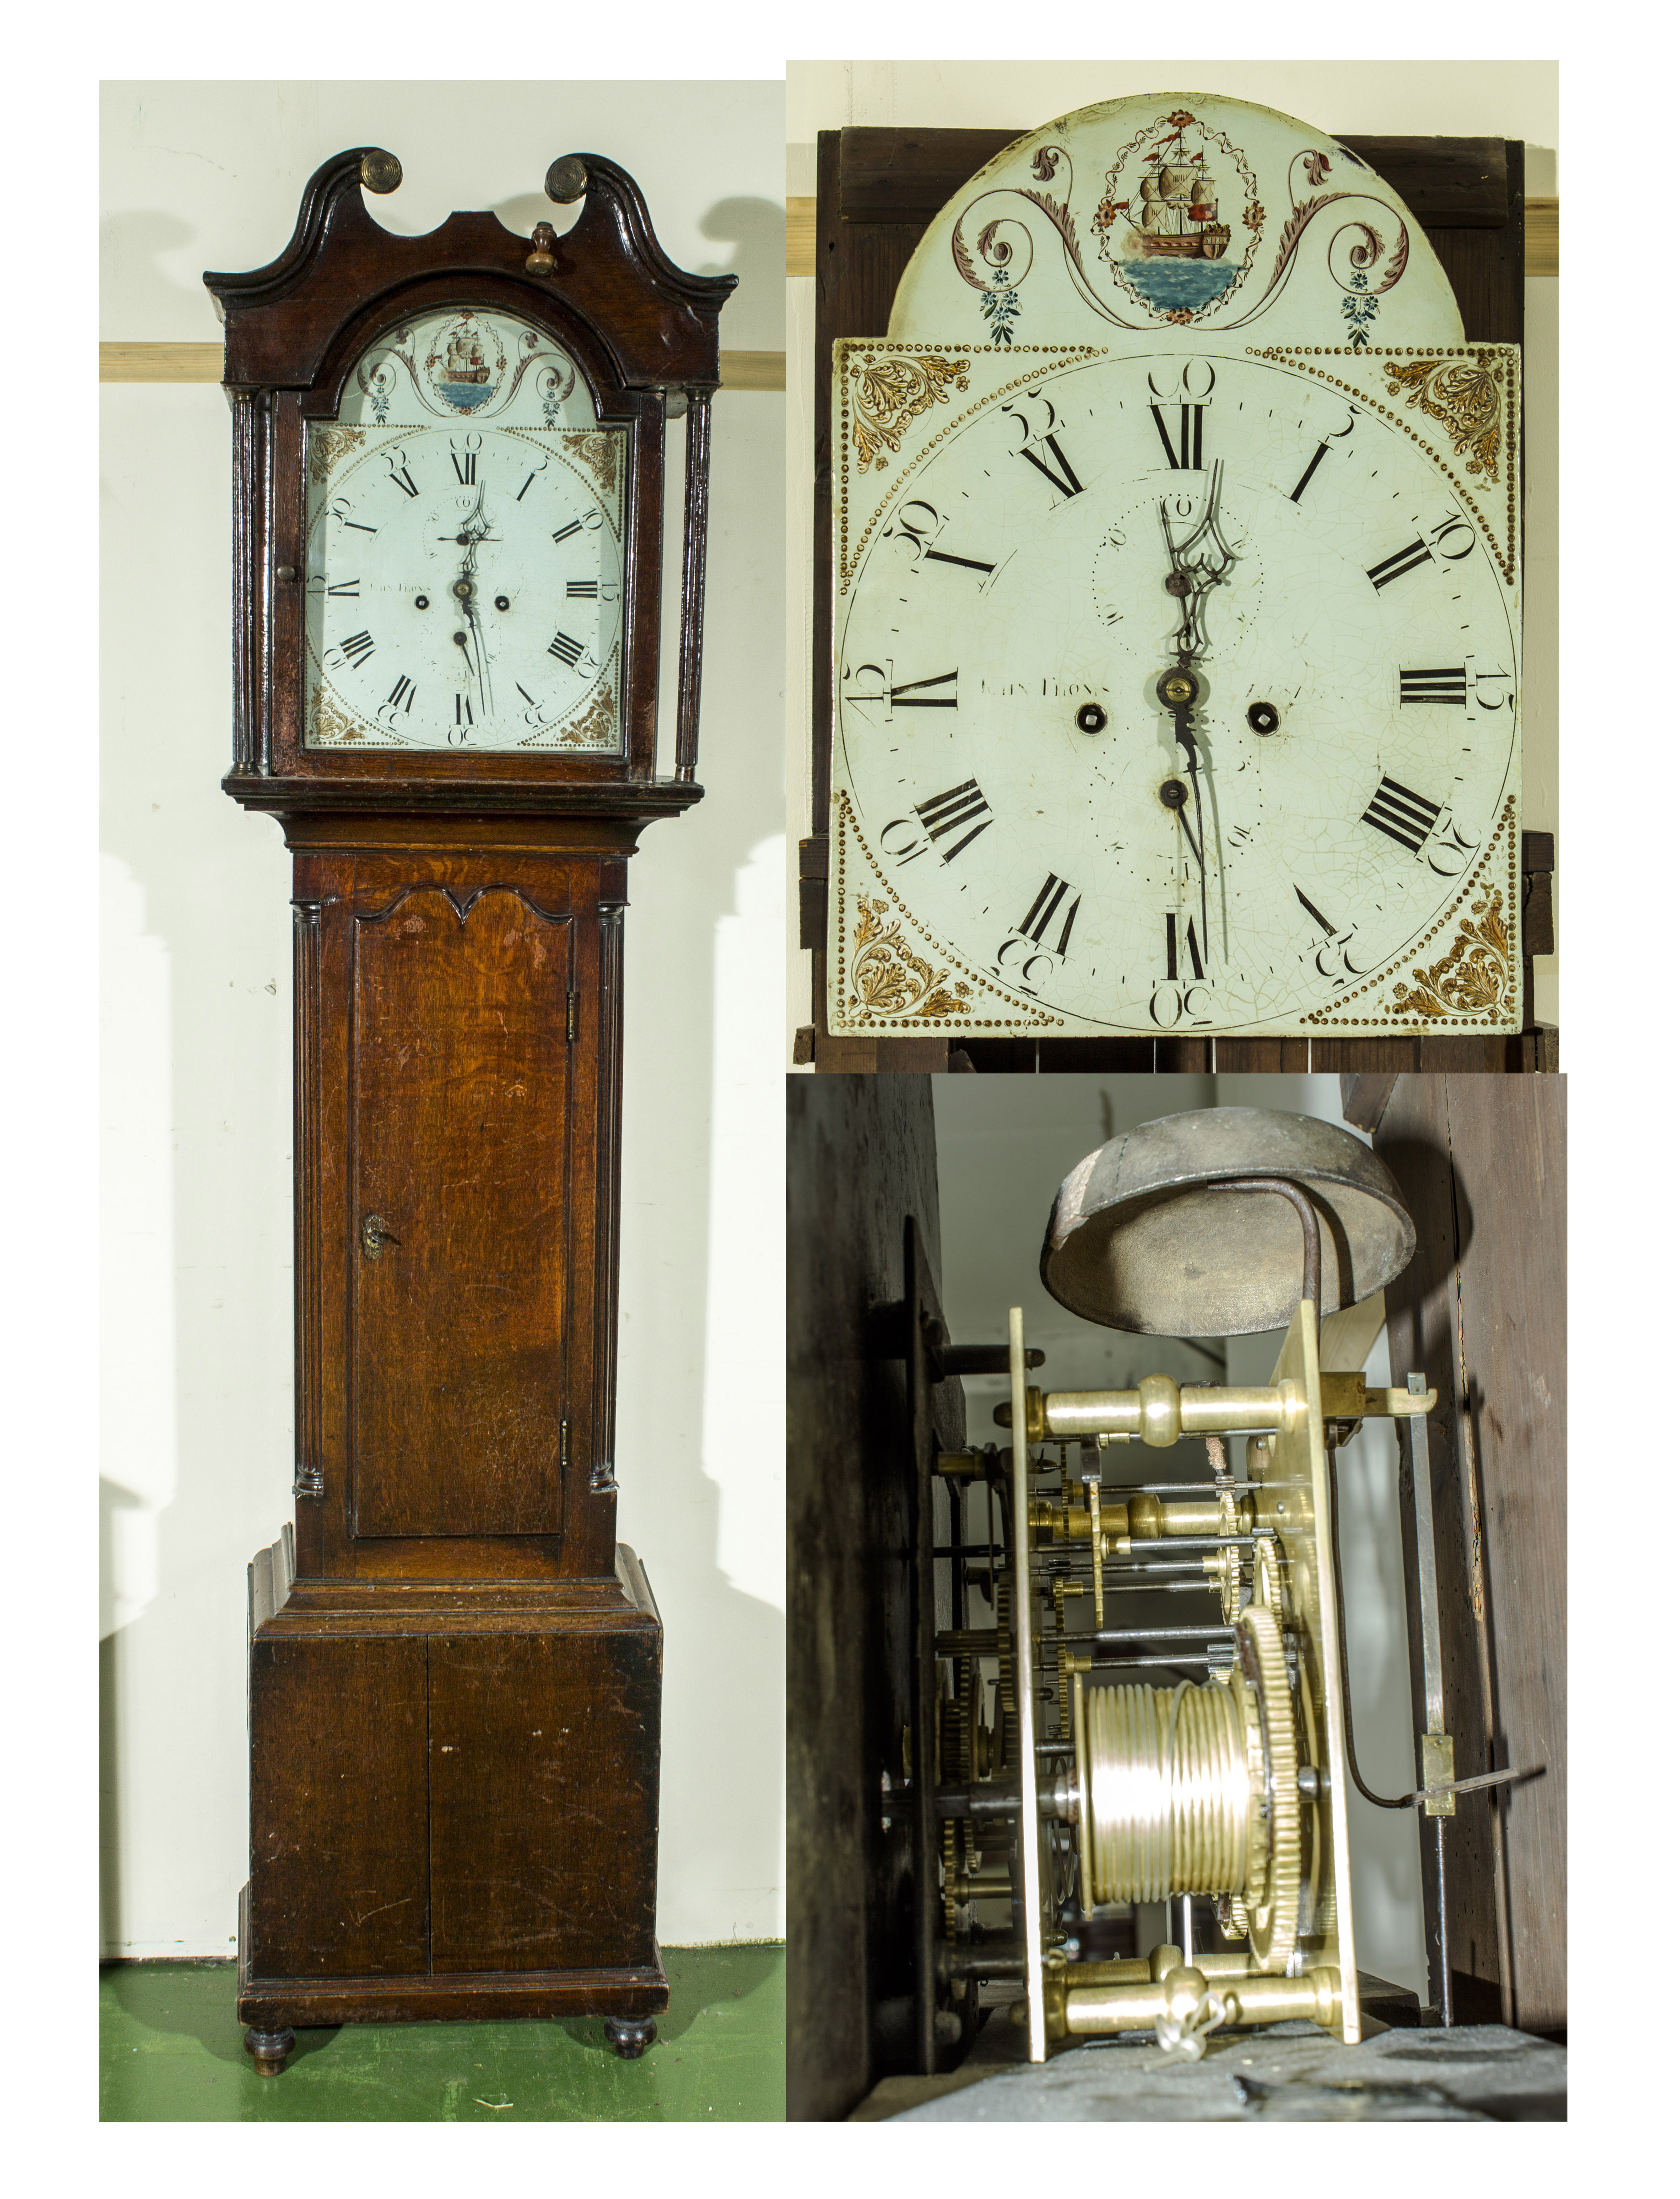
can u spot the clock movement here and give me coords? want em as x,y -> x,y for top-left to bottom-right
205,146 -> 735,2073
801,94 -> 1553,1073
852,1108 -> 1541,2075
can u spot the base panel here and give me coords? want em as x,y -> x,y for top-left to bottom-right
238,1885 -> 668,2029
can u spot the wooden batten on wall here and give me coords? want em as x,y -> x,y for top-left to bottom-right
102,342 -> 785,391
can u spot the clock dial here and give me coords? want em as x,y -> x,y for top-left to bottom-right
303,305 -> 626,753
304,424 -> 624,750
833,348 -> 1519,1036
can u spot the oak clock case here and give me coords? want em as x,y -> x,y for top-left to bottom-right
206,147 -> 735,2074
813,97 -> 1535,1063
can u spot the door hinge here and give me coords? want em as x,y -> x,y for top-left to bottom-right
567,989 -> 579,1042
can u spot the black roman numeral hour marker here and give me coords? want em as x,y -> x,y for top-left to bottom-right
1361,775 -> 1442,855
1399,665 -> 1469,706
326,579 -> 360,596
516,472 -> 537,502
1288,442 -> 1332,502
566,580 -> 599,598
1165,912 -> 1205,982
914,780 -> 994,861
340,630 -> 375,666
451,449 -> 476,485
385,675 -> 416,714
1017,434 -> 1084,500
1020,874 -> 1080,957
1151,404 -> 1205,471
455,693 -> 474,728
548,630 -> 584,667
1294,884 -> 1336,935
923,548 -> 996,574
341,518 -> 377,534
386,464 -> 420,499
552,519 -> 583,542
1367,537 -> 1432,590
891,670 -> 959,708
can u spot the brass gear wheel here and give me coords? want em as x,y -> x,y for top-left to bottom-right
1238,1605 -> 1301,1973
1252,1535 -> 1287,1620
995,1575 -> 1020,1774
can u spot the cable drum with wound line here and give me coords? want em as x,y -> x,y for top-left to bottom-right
1083,1679 -> 1251,1903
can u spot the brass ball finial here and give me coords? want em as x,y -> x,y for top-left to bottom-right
359,149 -> 402,195
545,155 -> 589,205
525,221 -> 558,277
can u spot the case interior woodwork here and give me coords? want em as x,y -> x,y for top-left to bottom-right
208,150 -> 735,2058
799,126 -> 1556,1075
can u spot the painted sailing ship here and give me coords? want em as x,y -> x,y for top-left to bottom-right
1124,119 -> 1231,259
444,327 -> 491,384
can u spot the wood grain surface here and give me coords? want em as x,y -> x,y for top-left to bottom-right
349,888 -> 575,1540
1374,1075 -> 1565,2032
787,1076 -> 953,2118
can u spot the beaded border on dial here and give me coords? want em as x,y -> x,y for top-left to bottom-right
1305,795 -> 1520,1029
830,791 -> 1058,1032
1248,345 -> 1519,585
834,343 -> 1103,594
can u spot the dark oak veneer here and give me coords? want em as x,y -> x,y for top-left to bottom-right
219,151 -> 732,2059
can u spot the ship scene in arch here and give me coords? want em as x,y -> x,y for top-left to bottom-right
1095,108 -> 1261,317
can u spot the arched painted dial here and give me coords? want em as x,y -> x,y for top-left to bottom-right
836,350 -> 1518,1034
304,424 -> 625,751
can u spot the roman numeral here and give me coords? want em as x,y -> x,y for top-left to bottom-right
1294,884 -> 1336,935
326,578 -> 360,597
1151,404 -> 1205,471
566,580 -> 599,598
385,464 -> 420,499
517,472 -> 537,502
341,518 -> 377,534
451,449 -> 476,485
552,519 -> 583,542
1020,874 -> 1080,957
548,630 -> 584,667
1288,441 -> 1332,502
385,675 -> 416,714
516,682 -> 538,706
340,630 -> 375,666
1165,913 -> 1205,982
891,670 -> 958,708
914,780 -> 994,861
1017,434 -> 1084,500
1367,537 -> 1432,590
455,693 -> 474,728
1361,775 -> 1442,855
1399,665 -> 1469,706
923,548 -> 995,574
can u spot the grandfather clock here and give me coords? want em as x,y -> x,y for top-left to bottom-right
206,147 -> 734,2074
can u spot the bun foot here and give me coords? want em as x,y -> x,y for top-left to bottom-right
243,2025 -> 295,2076
604,2013 -> 658,2060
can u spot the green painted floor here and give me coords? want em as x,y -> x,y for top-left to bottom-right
101,1944 -> 784,2122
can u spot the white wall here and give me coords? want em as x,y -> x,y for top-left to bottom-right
787,60 -> 1560,1057
929,1072 -> 1429,1999
100,81 -> 785,1956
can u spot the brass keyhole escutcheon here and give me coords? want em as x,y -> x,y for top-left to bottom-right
361,1213 -> 400,1261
